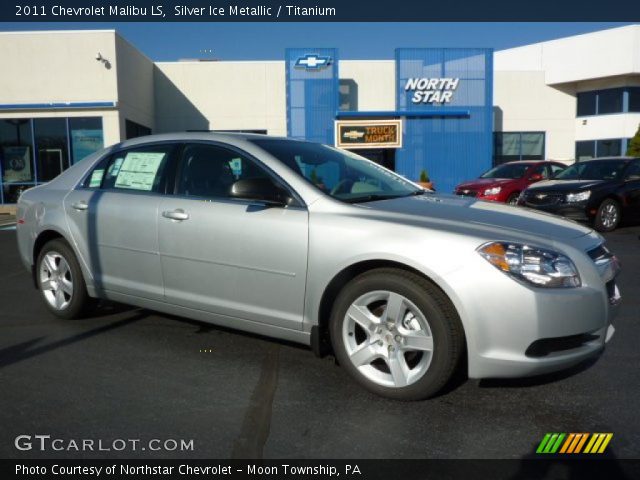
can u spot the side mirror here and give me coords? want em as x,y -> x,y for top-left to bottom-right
529,173 -> 543,181
230,177 -> 293,206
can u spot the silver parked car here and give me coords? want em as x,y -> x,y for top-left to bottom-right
16,133 -> 621,400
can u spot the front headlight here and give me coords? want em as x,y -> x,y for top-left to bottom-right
566,190 -> 591,203
477,242 -> 581,288
483,186 -> 502,196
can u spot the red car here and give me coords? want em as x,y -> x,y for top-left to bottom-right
454,161 -> 567,205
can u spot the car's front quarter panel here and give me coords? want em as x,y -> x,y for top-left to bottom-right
304,198 -> 617,379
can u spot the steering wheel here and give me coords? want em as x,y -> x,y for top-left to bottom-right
330,179 -> 354,196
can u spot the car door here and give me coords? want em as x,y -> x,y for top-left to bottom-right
64,143 -> 177,301
157,142 -> 309,330
620,160 -> 640,221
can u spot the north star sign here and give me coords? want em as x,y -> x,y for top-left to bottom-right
405,77 -> 460,104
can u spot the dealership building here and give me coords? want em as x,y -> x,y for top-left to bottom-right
0,24 -> 639,203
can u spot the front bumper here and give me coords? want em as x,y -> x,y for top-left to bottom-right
445,239 -> 620,379
518,201 -> 591,222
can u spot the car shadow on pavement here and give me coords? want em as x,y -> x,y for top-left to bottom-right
0,310 -> 148,369
478,356 -> 600,389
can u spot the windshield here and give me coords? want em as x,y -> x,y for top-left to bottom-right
554,160 -> 627,180
480,163 -> 531,179
252,139 -> 421,202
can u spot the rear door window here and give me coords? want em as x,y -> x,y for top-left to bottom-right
102,144 -> 175,193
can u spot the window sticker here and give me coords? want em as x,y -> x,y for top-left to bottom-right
229,157 -> 243,177
89,169 -> 104,188
114,152 -> 165,191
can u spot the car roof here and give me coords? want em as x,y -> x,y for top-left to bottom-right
115,131 -> 295,150
499,160 -> 561,166
580,156 -> 638,162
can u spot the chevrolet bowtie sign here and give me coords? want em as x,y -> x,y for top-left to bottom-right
295,54 -> 331,70
405,77 -> 460,104
335,120 -> 402,149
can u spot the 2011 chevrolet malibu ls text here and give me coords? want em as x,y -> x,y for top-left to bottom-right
16,133 -> 621,400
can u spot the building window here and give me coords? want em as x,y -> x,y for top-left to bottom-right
0,119 -> 35,204
493,132 -> 545,165
597,139 -> 622,157
575,141 -> 595,160
125,119 -> 151,140
629,87 -> 640,113
577,87 -> 635,116
70,117 -> 104,164
575,139 -> 623,160
597,88 -> 624,115
0,116 -> 104,204
577,91 -> 597,117
34,118 -> 69,182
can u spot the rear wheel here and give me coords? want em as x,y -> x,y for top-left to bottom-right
594,199 -> 620,232
36,239 -> 91,319
329,268 -> 464,400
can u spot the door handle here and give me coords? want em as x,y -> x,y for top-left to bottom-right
162,209 -> 190,221
71,201 -> 88,211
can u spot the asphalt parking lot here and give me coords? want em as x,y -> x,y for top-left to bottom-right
0,226 -> 639,460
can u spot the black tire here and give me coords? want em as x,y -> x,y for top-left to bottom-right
506,192 -> 520,205
36,238 -> 91,319
593,198 -> 621,232
329,268 -> 465,400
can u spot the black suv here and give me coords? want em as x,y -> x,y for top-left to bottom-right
518,157 -> 640,231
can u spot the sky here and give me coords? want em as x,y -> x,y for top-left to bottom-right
0,22 -> 635,61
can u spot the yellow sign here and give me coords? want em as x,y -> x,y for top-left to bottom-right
335,120 -> 402,149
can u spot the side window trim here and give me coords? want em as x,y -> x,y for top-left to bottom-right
173,140 -> 305,208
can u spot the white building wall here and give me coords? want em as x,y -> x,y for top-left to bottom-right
154,61 -> 287,135
0,30 -> 118,106
340,61 -> 396,111
493,71 -> 576,160
575,114 -> 640,141
115,34 -> 155,134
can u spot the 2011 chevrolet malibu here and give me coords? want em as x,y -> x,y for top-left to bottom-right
16,133 -> 621,400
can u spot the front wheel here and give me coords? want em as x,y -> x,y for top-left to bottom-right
506,192 -> 520,205
594,199 -> 621,232
36,238 -> 91,319
329,268 -> 464,400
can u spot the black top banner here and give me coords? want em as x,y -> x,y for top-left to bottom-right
2,0 -> 640,22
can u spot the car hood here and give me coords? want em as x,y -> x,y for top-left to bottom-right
526,179 -> 608,192
455,178 -> 515,190
354,193 -> 592,240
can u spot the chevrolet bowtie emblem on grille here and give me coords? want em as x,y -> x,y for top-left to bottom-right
536,193 -> 547,199
295,54 -> 331,70
343,130 -> 365,140
463,190 -> 470,194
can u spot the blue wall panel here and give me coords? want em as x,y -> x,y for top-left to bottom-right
395,48 -> 493,193
285,48 -> 339,145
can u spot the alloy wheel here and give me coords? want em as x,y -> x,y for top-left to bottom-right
39,251 -> 74,310
342,290 -> 434,388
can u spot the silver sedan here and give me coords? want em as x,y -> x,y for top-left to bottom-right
16,133 -> 621,400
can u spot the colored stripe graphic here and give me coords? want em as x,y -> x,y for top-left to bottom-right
537,433 -> 612,454
536,433 -> 565,454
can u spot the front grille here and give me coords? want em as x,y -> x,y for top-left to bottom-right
522,191 -> 564,207
455,189 -> 478,198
